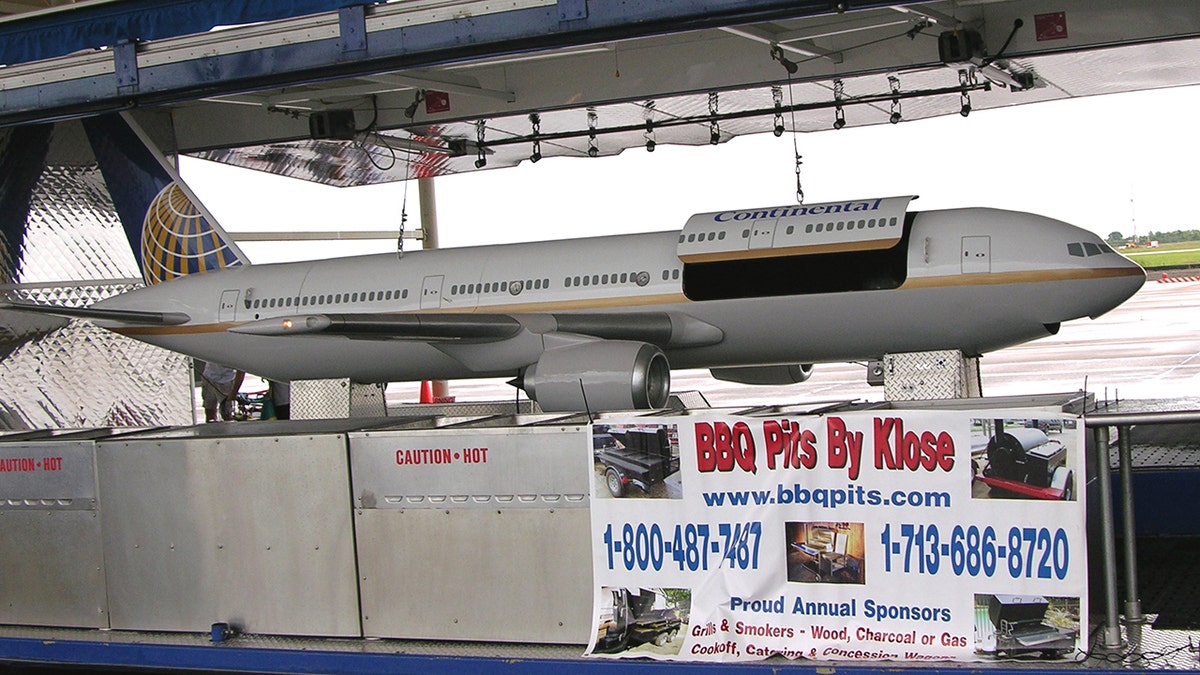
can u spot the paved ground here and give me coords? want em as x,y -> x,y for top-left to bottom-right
387,278 -> 1200,408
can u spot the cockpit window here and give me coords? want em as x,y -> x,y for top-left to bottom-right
1083,242 -> 1103,256
1067,243 -> 1084,257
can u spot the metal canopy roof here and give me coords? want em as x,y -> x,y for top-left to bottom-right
2,0 -> 1199,186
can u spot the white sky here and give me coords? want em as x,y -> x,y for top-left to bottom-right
181,84 -> 1200,264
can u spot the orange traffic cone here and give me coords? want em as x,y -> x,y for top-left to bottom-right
419,380 -> 434,404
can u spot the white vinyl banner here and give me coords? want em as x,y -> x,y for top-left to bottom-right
584,411 -> 1087,663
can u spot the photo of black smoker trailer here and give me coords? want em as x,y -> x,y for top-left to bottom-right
593,588 -> 683,653
978,422 -> 1074,501
594,426 -> 679,497
986,594 -> 1077,658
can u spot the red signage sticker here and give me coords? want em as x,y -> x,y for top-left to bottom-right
1034,12 -> 1067,41
425,90 -> 451,114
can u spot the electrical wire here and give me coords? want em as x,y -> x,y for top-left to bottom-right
980,19 -> 1025,68
356,96 -> 399,172
783,67 -> 803,204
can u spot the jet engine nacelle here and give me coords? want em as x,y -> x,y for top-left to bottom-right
520,340 -> 670,412
709,363 -> 814,385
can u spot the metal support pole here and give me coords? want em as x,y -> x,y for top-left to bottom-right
418,177 -> 439,250
1116,425 -> 1144,645
1093,425 -> 1124,650
418,177 -> 449,401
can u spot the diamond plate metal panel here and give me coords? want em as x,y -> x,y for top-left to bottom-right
0,317 -> 193,429
350,381 -> 387,416
0,118 -> 192,429
11,120 -> 140,284
883,349 -> 974,401
292,378 -> 387,419
0,124 -> 51,281
18,165 -> 140,284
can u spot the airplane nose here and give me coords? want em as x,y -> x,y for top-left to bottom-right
1088,254 -> 1145,319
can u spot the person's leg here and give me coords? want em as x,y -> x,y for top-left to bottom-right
218,382 -> 236,420
202,381 -> 220,422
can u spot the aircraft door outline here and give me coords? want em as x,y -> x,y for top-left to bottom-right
218,289 -> 239,322
420,275 -> 444,309
961,236 -> 991,274
748,220 -> 777,249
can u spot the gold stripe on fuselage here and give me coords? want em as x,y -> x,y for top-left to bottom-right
116,322 -> 241,336
679,238 -> 900,264
898,266 -> 1144,289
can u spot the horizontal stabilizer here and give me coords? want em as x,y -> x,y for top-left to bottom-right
0,307 -> 69,345
229,313 -> 523,340
0,300 -> 190,326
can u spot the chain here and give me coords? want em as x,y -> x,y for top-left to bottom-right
833,78 -> 846,130
643,100 -> 657,152
889,75 -> 902,124
397,185 -> 406,259
474,119 -> 487,168
771,86 -> 784,137
784,77 -> 803,203
795,152 -> 804,204
708,91 -> 720,145
958,69 -> 974,117
587,109 -> 599,157
529,113 -> 542,162
397,148 -> 413,259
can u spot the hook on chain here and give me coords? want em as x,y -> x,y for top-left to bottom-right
771,86 -> 785,137
708,92 -> 721,145
643,101 -> 657,152
958,69 -> 974,117
474,120 -> 488,168
529,113 -> 542,162
586,109 -> 599,157
794,153 -> 804,204
833,79 -> 846,130
888,75 -> 902,124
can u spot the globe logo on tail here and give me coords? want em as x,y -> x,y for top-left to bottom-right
141,183 -> 241,285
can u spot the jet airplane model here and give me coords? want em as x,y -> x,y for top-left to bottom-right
3,114 -> 1145,411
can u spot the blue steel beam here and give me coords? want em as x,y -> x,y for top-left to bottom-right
0,0 -> 909,128
0,0 -> 363,66
0,634 -> 1070,675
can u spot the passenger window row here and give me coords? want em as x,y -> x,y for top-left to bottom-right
678,231 -> 728,243
790,217 -> 898,235
564,271 -> 651,288
450,278 -> 550,296
251,288 -> 409,310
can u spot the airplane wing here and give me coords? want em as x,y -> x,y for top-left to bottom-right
0,300 -> 191,326
229,311 -> 723,347
229,313 -> 523,341
0,306 -> 69,338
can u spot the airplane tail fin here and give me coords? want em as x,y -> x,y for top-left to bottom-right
81,112 -> 249,285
